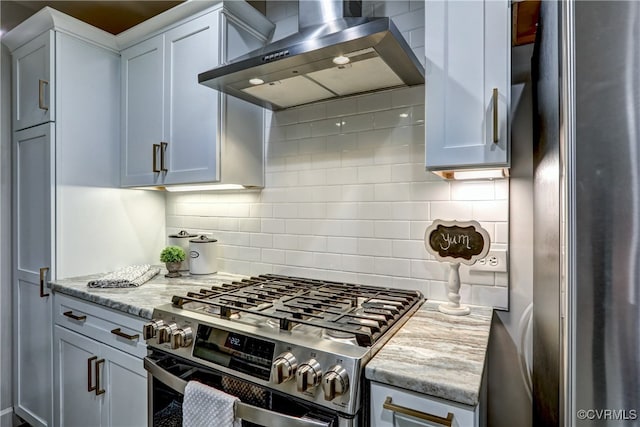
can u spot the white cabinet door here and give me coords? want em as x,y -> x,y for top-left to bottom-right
370,382 -> 478,427
425,0 -> 509,171
12,31 -> 54,131
101,344 -> 148,427
121,35 -> 164,187
162,11 -> 220,185
13,123 -> 54,427
54,326 -> 104,427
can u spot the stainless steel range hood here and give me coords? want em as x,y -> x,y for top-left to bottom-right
198,0 -> 425,110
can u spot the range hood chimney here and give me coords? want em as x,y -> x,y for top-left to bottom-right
198,0 -> 424,110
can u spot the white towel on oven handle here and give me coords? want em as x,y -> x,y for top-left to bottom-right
182,381 -> 241,427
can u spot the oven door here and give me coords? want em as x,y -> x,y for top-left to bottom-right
144,351 -> 343,427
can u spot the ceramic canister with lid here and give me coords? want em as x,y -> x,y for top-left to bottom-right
168,230 -> 197,271
189,235 -> 218,275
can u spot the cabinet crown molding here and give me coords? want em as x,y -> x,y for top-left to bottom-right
3,6 -> 118,52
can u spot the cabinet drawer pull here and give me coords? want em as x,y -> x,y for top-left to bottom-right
152,144 -> 161,172
39,79 -> 49,111
111,328 -> 139,341
383,397 -> 454,426
63,311 -> 86,321
160,142 -> 168,172
39,267 -> 50,298
492,87 -> 499,143
95,359 -> 106,395
87,356 -> 97,392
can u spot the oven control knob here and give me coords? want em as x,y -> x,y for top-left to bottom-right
170,327 -> 193,349
157,322 -> 178,344
271,352 -> 298,384
321,365 -> 349,401
296,359 -> 322,393
142,319 -> 165,340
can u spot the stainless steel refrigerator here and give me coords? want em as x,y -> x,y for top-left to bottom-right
533,1 -> 640,426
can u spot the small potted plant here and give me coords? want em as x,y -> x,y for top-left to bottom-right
160,246 -> 186,278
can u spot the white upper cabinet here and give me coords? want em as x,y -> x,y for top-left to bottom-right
121,35 -> 165,187
120,3 -> 273,188
163,12 -> 220,185
425,0 -> 510,172
12,31 -> 54,130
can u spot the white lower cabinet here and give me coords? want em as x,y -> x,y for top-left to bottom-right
370,382 -> 479,427
53,295 -> 147,427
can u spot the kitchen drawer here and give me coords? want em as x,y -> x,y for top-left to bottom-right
370,382 -> 479,427
53,293 -> 146,358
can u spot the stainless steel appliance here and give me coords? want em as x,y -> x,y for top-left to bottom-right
198,0 -> 424,110
143,274 -> 424,426
533,1 -> 640,425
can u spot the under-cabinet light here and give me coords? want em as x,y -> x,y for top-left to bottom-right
249,78 -> 264,85
332,55 -> 350,65
433,168 -> 509,180
164,184 -> 247,192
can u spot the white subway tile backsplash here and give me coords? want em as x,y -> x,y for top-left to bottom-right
261,248 -> 286,264
374,221 -> 411,239
299,236 -> 328,252
430,201 -> 473,220
298,103 -> 327,122
313,252 -> 342,269
327,237 -> 358,254
473,201 -> 509,221
357,202 -> 392,220
340,220 -> 375,238
273,204 -> 298,218
374,257 -> 411,277
340,113 -> 375,134
261,218 -> 285,234
374,183 -> 411,201
357,92 -> 393,113
374,144 -> 412,165
357,238 -> 392,257
357,165 -> 391,184
342,149 -> 375,167
325,168 -> 358,185
298,203 -> 327,219
298,169 -> 326,186
238,218 -> 261,232
451,181 -> 495,201
342,255 -> 375,273
273,234 -> 298,250
165,3 -> 509,309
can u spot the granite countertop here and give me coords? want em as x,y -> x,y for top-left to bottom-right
365,301 -> 492,407
49,268 -> 246,319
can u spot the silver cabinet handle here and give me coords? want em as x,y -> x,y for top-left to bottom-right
383,396 -> 454,426
88,356 -> 97,392
39,267 -> 50,298
152,144 -> 160,173
492,88 -> 498,143
39,79 -> 49,111
63,311 -> 86,321
111,328 -> 139,341
143,357 -> 330,427
160,142 -> 168,172
95,359 -> 106,395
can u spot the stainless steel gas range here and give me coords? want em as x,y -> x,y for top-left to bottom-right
142,274 -> 424,427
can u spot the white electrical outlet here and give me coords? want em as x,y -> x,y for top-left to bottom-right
471,249 -> 508,272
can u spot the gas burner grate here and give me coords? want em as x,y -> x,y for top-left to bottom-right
171,274 -> 423,347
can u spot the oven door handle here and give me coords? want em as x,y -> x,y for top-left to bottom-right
143,357 -> 331,427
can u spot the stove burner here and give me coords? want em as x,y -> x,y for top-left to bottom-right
170,274 -> 423,347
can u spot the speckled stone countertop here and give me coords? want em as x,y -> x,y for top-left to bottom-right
49,269 -> 246,320
365,301 -> 492,407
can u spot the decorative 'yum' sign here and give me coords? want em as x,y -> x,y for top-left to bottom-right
424,220 -> 490,265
